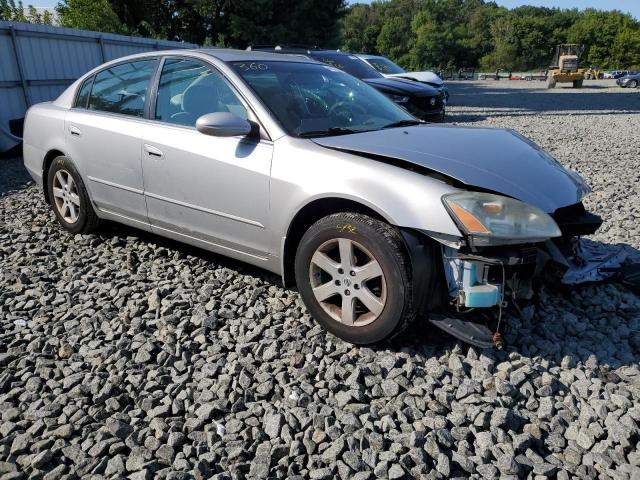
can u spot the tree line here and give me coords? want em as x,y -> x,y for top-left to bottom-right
343,0 -> 640,71
1,0 -> 346,48
2,0 -> 639,71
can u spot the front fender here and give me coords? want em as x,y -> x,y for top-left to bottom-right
269,137 -> 462,257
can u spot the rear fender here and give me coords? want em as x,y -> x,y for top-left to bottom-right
23,103 -> 68,186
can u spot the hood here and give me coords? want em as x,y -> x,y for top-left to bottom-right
387,71 -> 444,86
312,125 -> 590,213
364,76 -> 439,96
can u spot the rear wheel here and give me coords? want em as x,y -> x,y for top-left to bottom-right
629,80 -> 638,88
295,212 -> 424,344
47,156 -> 100,234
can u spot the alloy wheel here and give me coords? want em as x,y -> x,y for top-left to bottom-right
52,169 -> 80,224
309,238 -> 387,326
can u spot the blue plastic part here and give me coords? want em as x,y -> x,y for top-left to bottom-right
461,261 -> 501,308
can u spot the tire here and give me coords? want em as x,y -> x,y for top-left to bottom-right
547,77 -> 556,89
629,80 -> 638,88
47,156 -> 101,234
295,212 -> 425,344
573,79 -> 583,88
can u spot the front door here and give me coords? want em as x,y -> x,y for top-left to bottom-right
141,58 -> 272,260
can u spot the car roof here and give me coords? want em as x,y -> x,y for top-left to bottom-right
103,47 -> 319,65
198,47 -> 317,63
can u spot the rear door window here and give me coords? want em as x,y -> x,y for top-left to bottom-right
74,76 -> 93,109
88,60 -> 157,117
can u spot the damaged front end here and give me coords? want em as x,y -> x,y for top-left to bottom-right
424,193 -> 614,348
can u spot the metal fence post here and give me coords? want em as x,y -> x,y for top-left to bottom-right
98,35 -> 107,62
9,24 -> 31,107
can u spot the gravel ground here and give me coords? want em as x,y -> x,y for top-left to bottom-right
1,81 -> 640,480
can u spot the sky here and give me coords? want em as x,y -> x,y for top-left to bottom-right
31,0 -> 640,20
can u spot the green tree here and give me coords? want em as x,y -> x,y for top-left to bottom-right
484,15 -> 519,70
341,3 -> 383,54
567,9 -> 640,69
226,0 -> 346,48
63,0 -> 346,47
1,0 -> 28,21
612,26 -> 640,69
56,0 -> 125,33
341,0 -> 640,71
26,5 -> 54,24
377,16 -> 413,66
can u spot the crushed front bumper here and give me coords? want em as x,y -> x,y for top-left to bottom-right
410,202 -> 634,348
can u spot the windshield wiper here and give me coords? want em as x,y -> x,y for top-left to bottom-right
382,119 -> 425,129
298,127 -> 358,138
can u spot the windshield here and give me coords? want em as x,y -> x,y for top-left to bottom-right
231,61 -> 416,137
366,57 -> 406,75
308,53 -> 382,80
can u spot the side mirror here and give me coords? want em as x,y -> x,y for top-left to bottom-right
195,112 -> 253,137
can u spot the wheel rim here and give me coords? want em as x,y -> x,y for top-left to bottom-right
309,238 -> 387,327
52,169 -> 80,224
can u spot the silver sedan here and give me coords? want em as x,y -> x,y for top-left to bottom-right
23,49 -> 600,346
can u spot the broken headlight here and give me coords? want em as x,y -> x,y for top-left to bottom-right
443,191 -> 561,246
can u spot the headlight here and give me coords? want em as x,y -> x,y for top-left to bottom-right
443,192 -> 561,245
387,94 -> 410,103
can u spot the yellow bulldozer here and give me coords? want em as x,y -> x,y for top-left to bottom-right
547,44 -> 586,89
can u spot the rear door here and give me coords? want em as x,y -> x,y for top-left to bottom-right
140,57 -> 273,260
65,59 -> 157,225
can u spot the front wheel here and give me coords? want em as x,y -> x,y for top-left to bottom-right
47,156 -> 101,234
629,80 -> 638,88
295,212 -> 424,344
573,79 -> 583,88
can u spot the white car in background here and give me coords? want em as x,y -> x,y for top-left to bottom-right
357,54 -> 449,101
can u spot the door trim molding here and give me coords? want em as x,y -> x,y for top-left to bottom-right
144,191 -> 265,228
150,222 -> 269,261
88,175 -> 144,195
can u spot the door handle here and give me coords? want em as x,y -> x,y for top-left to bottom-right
144,144 -> 164,159
69,126 -> 81,137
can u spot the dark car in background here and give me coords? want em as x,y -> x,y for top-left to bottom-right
617,72 -> 639,88
251,46 -> 446,122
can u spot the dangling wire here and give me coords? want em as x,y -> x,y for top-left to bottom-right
493,261 -> 506,349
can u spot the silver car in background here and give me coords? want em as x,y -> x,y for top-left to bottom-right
23,49 -> 601,346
